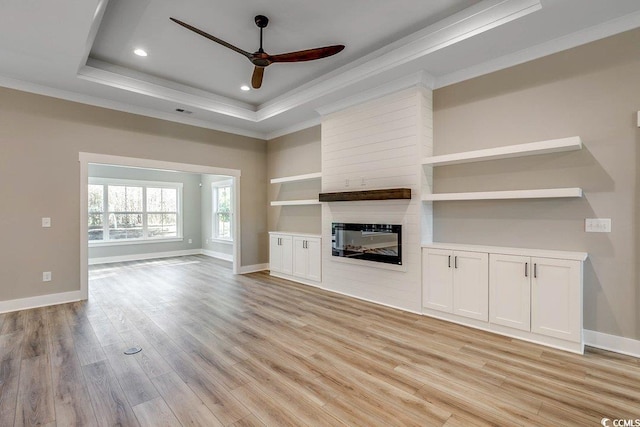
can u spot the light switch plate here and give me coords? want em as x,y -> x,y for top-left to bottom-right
585,218 -> 611,233
42,217 -> 51,227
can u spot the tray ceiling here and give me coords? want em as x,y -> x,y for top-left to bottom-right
1,0 -> 640,138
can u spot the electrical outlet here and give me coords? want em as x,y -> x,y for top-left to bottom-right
42,272 -> 52,282
188,238 -> 193,244
344,179 -> 350,188
206,239 -> 209,244
42,217 -> 51,227
585,218 -> 611,233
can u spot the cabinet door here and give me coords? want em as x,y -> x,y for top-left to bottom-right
292,237 -> 307,279
280,235 -> 293,275
422,249 -> 453,313
269,235 -> 283,273
453,251 -> 489,321
305,237 -> 322,282
531,258 -> 581,342
489,254 -> 531,331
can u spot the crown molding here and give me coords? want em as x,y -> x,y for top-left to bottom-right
315,70 -> 434,117
435,8 -> 640,89
78,62 -> 257,121
257,0 -> 541,121
75,0 -> 540,127
265,117 -> 321,141
79,0 -> 109,72
0,74 -> 266,139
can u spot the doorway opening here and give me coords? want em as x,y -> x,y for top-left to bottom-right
79,153 -> 241,300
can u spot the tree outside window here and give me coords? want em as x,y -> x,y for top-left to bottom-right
88,178 -> 182,243
212,181 -> 233,241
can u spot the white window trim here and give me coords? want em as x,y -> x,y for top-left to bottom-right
88,177 -> 183,246
211,179 -> 233,242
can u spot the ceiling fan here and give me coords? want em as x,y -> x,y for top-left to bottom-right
169,15 -> 345,89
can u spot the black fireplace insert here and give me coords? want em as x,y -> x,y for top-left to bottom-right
331,223 -> 402,265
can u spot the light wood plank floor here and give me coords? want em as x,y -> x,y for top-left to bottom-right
1,255 -> 639,426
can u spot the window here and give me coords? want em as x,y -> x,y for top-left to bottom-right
88,178 -> 182,244
212,180 -> 233,241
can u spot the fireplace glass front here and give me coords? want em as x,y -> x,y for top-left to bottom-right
331,223 -> 402,265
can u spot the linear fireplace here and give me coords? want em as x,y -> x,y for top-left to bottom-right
332,223 -> 402,265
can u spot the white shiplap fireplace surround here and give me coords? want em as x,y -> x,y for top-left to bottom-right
320,86 -> 433,313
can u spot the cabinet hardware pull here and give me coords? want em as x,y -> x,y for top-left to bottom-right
448,255 -> 451,268
525,262 -> 528,277
454,256 -> 458,269
534,263 -> 537,278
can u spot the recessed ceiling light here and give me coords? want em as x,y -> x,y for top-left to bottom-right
240,85 -> 250,91
133,48 -> 148,57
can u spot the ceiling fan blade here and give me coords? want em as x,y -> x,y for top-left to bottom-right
268,45 -> 345,63
170,17 -> 252,59
251,66 -> 265,89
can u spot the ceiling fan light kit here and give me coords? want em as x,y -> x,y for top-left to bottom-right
170,15 -> 345,89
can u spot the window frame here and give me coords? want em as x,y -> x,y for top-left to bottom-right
211,179 -> 233,243
88,177 -> 183,246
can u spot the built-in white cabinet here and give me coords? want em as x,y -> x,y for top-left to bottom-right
530,257 -> 582,343
293,236 -> 322,282
489,254 -> 532,331
422,243 -> 587,353
423,248 -> 488,321
269,233 -> 293,275
489,254 -> 582,343
269,232 -> 321,285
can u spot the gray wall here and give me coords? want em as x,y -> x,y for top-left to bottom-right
88,164 -> 202,260
0,87 -> 267,302
267,127 -> 322,234
433,28 -> 640,339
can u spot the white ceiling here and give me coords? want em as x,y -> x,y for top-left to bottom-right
1,0 -> 640,139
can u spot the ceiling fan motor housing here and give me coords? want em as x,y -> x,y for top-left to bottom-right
254,15 -> 269,28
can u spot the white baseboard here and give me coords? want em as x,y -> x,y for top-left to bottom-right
323,288 -> 423,316
89,249 -> 202,265
200,249 -> 233,262
0,290 -> 83,314
238,263 -> 269,274
584,330 -> 640,358
269,271 -> 323,288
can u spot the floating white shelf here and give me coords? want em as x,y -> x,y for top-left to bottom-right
270,199 -> 321,206
270,172 -> 322,184
422,188 -> 583,201
421,136 -> 582,166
